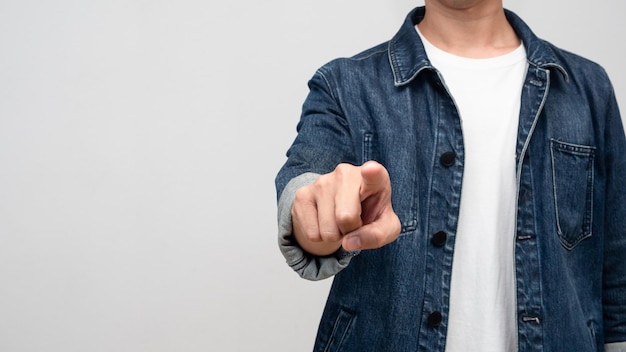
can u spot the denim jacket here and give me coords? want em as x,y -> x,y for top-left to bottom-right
275,7 -> 626,352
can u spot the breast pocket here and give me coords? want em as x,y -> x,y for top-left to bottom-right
550,139 -> 595,250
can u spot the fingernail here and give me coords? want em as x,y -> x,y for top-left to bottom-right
345,236 -> 361,251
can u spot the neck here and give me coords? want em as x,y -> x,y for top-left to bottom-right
417,1 -> 520,58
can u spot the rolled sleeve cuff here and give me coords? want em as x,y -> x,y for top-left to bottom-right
277,173 -> 359,281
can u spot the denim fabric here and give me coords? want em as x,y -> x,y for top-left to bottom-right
275,7 -> 626,351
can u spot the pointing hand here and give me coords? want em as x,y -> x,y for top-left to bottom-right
291,161 -> 401,256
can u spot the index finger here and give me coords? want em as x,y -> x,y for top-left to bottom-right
359,161 -> 391,201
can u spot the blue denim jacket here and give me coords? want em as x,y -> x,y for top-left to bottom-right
276,7 -> 626,352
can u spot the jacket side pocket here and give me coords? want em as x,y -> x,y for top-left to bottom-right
550,139 -> 595,250
319,308 -> 355,352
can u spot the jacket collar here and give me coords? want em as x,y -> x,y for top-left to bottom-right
388,7 -> 568,86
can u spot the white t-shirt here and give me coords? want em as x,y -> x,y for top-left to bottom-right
417,28 -> 528,351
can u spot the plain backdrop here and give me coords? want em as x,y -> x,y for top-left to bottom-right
0,1 -> 624,351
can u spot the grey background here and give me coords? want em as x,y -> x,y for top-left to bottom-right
0,1 -> 623,351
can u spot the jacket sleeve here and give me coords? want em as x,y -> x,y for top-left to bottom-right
275,67 -> 360,281
602,77 -> 626,346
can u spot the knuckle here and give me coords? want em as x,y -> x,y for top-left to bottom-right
334,163 -> 349,173
293,186 -> 312,203
312,174 -> 334,192
313,175 -> 327,187
335,210 -> 358,225
320,230 -> 341,242
334,163 -> 357,178
302,227 -> 321,242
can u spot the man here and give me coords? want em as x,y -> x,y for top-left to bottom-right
275,1 -> 626,351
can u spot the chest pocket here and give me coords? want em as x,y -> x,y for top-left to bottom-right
550,139 -> 595,250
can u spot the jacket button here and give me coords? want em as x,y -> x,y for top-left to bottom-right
440,151 -> 455,167
427,311 -> 443,327
431,231 -> 447,247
